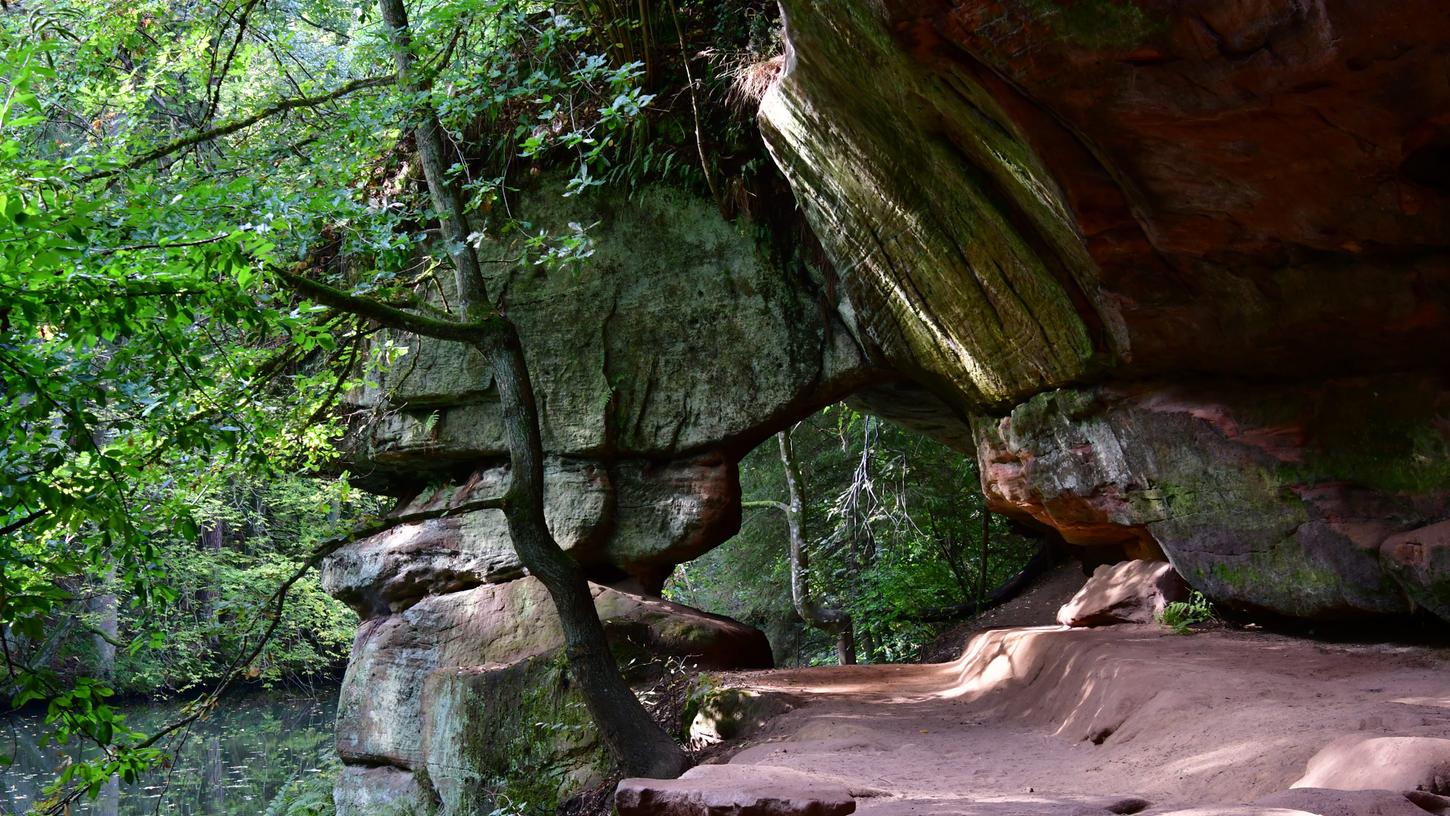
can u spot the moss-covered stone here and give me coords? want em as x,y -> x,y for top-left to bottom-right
684,685 -> 795,745
422,654 -> 608,816
977,376 -> 1450,621
1018,0 -> 1168,50
346,177 -> 867,476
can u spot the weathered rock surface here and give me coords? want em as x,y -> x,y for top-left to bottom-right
333,767 -> 435,816
616,765 -> 857,816
977,377 -> 1450,619
421,654 -> 605,814
688,687 -> 799,746
335,577 -> 770,770
322,453 -> 743,605
332,577 -> 770,814
764,0 -> 1450,388
330,1 -> 1450,810
760,0 -> 1450,622
1294,736 -> 1450,794
342,181 -> 872,482
1254,788 -> 1447,816
1381,520 -> 1450,622
1057,560 -> 1189,627
321,464 -> 605,617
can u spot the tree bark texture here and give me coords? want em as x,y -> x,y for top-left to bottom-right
373,0 -> 687,778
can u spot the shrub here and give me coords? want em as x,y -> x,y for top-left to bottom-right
1158,591 -> 1215,635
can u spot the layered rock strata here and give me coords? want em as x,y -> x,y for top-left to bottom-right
324,184 -> 821,813
761,0 -> 1450,619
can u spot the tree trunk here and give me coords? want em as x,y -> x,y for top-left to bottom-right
89,569 -> 117,682
374,0 -> 687,778
197,519 -> 225,651
777,427 -> 856,665
977,508 -> 991,611
834,626 -> 857,666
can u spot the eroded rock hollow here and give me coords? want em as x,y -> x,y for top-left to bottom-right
327,2 -> 1450,811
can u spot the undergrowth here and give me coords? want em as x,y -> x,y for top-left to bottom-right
1158,591 -> 1216,635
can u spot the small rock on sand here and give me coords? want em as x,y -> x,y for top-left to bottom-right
1293,735 -> 1450,794
1057,560 -> 1190,627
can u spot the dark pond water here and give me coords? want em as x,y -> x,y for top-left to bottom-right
0,684 -> 339,816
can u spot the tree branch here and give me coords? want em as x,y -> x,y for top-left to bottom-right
79,76 -> 395,182
908,543 -> 1057,623
123,492 -> 506,754
0,509 -> 47,538
274,269 -> 504,343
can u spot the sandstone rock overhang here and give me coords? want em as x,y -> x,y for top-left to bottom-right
760,0 -> 1450,621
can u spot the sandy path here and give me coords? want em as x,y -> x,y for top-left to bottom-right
707,626 -> 1450,814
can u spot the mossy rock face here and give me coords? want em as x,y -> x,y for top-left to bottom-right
333,577 -> 772,816
977,375 -> 1450,621
334,766 -> 439,816
1381,521 -> 1450,620
421,654 -> 607,816
344,178 -> 870,479
684,685 -> 797,745
764,0 -> 1104,410
334,577 -> 770,771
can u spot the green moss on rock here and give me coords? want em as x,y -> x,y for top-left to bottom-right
1018,0 -> 1168,50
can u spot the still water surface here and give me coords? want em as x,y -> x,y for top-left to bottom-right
0,685 -> 338,816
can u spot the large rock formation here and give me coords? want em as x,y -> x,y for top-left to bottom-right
328,1 -> 1450,809
760,0 -> 1450,620
324,184 -> 826,813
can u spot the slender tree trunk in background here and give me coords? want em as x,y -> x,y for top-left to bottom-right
834,626 -> 856,666
778,427 -> 856,665
197,520 -> 225,650
977,508 -> 991,611
89,569 -> 117,682
372,0 -> 687,778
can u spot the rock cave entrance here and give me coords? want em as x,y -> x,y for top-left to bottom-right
661,398 -> 1042,668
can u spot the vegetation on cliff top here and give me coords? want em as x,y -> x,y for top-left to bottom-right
0,0 -> 1031,810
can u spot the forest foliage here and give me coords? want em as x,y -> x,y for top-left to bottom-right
669,407 -> 1036,666
0,0 -> 781,805
0,0 -> 1028,808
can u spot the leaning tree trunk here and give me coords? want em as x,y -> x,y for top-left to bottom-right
374,0 -> 687,778
777,427 -> 856,665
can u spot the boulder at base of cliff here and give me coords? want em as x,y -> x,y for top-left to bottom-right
1381,520 -> 1450,622
1293,735 -> 1450,793
332,577 -> 772,816
1057,560 -> 1190,627
616,765 -> 857,816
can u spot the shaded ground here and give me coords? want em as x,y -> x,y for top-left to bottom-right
917,561 -> 1087,662
695,572 -> 1450,815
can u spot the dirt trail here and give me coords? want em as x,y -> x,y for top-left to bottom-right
700,582 -> 1450,814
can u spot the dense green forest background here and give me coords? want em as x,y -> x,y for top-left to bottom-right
668,408 -> 1035,666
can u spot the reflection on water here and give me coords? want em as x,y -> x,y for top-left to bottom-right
0,684 -> 338,815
